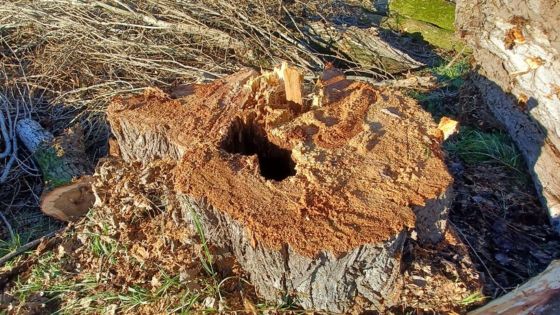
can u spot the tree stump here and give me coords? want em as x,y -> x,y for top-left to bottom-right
107,65 -> 453,313
456,0 -> 560,233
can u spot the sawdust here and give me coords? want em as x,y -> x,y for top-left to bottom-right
109,67 -> 453,257
79,159 -> 203,305
397,227 -> 483,313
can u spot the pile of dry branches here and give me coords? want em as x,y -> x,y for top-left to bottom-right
1,0 -> 315,120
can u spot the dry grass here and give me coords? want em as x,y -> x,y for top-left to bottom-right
1,0 -> 396,124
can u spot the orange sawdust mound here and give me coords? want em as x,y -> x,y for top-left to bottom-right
108,67 -> 453,257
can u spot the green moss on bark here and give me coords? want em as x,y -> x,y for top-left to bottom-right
390,0 -> 455,31
382,16 -> 466,52
35,147 -> 74,188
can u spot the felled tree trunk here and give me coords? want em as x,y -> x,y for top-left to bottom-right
456,0 -> 560,233
16,119 -> 94,221
108,65 -> 454,313
469,260 -> 560,315
304,22 -> 424,73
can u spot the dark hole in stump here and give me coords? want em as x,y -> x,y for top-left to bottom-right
221,117 -> 296,181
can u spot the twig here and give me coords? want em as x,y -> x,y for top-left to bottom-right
0,110 -> 11,159
0,230 -> 58,267
444,46 -> 467,70
0,98 -> 17,183
87,0 -> 244,50
380,108 -> 402,119
0,229 -> 64,290
0,125 -> 18,184
0,211 -> 14,241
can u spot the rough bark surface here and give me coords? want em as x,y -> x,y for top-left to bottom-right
180,196 -> 406,313
469,260 -> 560,315
16,119 -> 90,187
16,119 -> 54,153
304,21 -> 423,73
456,0 -> 560,232
108,66 -> 453,312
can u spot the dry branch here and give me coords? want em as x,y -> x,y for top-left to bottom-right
15,119 -> 94,221
0,0 -> 420,125
469,260 -> 560,315
86,1 -> 244,50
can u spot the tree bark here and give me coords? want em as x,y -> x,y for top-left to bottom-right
469,260 -> 560,315
456,0 -> 560,233
108,65 -> 454,313
304,21 -> 424,73
16,119 -> 94,221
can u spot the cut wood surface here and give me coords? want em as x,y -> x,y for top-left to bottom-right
40,176 -> 95,221
456,0 -> 560,233
469,260 -> 560,315
108,65 -> 453,312
15,119 -> 94,221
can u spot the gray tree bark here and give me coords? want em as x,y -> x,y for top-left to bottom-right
180,196 -> 406,313
469,260 -> 560,315
456,0 -> 560,232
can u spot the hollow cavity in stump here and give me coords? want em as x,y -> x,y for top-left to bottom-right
107,65 -> 454,313
220,117 -> 296,181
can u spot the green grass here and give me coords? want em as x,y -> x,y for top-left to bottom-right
459,292 -> 486,306
0,233 -> 32,270
11,257 -> 207,314
0,233 -> 23,257
190,209 -> 215,277
57,277 -> 203,314
409,58 -> 470,118
445,128 -> 523,172
432,59 -> 470,87
11,252 -> 87,311
85,221 -> 121,265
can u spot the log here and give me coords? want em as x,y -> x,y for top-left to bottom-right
456,0 -> 560,233
107,65 -> 454,313
304,21 -> 424,73
16,119 -> 94,221
469,260 -> 560,315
